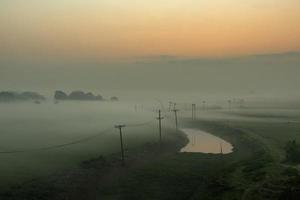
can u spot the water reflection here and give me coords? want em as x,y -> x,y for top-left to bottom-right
180,128 -> 233,154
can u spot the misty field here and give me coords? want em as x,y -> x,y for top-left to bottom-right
0,101 -> 162,187
104,105 -> 300,200
1,99 -> 300,199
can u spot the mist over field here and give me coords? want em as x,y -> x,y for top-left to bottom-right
1,51 -> 300,186
1,52 -> 300,98
0,101 -> 161,185
1,1 -> 300,199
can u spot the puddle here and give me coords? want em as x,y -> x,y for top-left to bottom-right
180,128 -> 233,154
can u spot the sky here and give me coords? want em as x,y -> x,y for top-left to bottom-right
0,0 -> 300,95
1,0 -> 300,60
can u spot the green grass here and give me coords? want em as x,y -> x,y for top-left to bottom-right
96,113 -> 300,200
3,108 -> 300,199
94,119 -> 270,200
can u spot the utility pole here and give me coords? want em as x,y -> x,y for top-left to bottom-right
192,104 -> 194,119
172,109 -> 179,131
240,99 -> 245,108
169,101 -> 172,112
192,104 -> 196,120
156,110 -> 164,149
115,124 -> 126,166
202,101 -> 206,110
220,142 -> 223,154
228,100 -> 232,110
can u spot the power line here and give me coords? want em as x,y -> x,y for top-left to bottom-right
0,119 -> 155,154
0,128 -> 113,154
126,120 -> 155,127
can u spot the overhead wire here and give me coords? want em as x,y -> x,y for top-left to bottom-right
0,118 -> 157,154
0,127 -> 113,154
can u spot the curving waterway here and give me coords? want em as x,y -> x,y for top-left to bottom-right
180,128 -> 233,154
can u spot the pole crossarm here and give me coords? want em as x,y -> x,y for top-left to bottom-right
115,125 -> 126,129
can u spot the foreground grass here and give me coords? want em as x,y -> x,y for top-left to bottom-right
2,116 -> 300,199
96,119 -> 300,200
0,127 -> 187,200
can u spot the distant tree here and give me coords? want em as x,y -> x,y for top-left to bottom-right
54,90 -> 104,101
86,92 -> 95,98
110,96 -> 119,101
69,91 -> 86,100
54,90 -> 68,100
0,91 -> 45,102
22,92 -> 46,101
0,91 -> 16,102
95,95 -> 103,100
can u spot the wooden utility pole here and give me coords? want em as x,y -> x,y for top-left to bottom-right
228,100 -> 232,110
240,99 -> 245,108
169,101 -> 172,112
156,110 -> 164,149
202,101 -> 206,110
192,104 -> 196,120
172,109 -> 179,131
192,104 -> 194,119
115,124 -> 126,166
220,142 -> 223,154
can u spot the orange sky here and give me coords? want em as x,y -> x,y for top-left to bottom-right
1,0 -> 300,60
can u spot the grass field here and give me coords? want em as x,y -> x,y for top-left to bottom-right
1,105 -> 300,199
0,101 -> 164,188
93,107 -> 300,200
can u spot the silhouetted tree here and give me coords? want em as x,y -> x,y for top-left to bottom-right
54,90 -> 68,100
110,96 -> 119,101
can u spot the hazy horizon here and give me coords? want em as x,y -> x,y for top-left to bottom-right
1,1 -> 300,98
